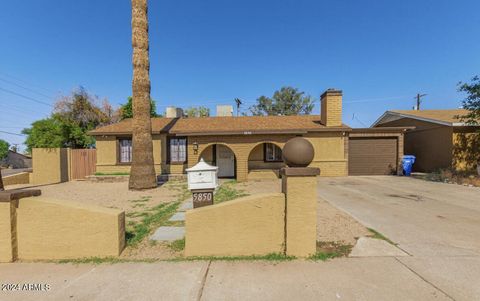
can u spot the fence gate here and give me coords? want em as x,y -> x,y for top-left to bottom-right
71,149 -> 96,180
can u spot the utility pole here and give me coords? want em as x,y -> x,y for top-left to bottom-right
234,98 -> 242,116
414,93 -> 427,110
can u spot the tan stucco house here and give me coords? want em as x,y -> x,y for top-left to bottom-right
90,89 -> 408,180
373,109 -> 480,172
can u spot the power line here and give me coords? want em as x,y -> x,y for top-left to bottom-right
0,87 -> 54,107
344,95 -> 409,104
0,77 -> 54,100
0,72 -> 58,95
0,130 -> 25,136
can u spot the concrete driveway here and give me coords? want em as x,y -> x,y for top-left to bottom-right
318,176 -> 480,300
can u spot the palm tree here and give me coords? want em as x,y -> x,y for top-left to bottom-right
129,0 -> 157,190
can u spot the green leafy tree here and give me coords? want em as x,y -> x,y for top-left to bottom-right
119,96 -> 158,120
458,76 -> 480,125
249,86 -> 315,116
184,106 -> 210,117
0,139 -> 9,160
0,139 -> 9,191
22,117 -> 67,151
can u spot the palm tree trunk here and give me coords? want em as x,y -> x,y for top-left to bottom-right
129,0 -> 157,190
0,168 -> 4,191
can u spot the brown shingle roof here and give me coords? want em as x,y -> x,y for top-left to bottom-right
89,118 -> 176,135
389,109 -> 470,124
89,115 -> 350,136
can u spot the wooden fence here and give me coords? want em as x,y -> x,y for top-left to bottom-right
70,149 -> 96,180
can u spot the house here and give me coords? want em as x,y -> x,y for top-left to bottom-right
90,89 -> 408,180
1,150 -> 32,169
372,109 -> 480,172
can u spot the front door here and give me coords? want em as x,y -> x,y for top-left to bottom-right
216,145 -> 235,178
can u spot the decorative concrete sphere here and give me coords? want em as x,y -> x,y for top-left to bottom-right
282,137 -> 314,167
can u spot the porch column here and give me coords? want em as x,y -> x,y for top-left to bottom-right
236,156 -> 248,182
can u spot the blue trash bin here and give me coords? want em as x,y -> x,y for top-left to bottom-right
402,155 -> 416,176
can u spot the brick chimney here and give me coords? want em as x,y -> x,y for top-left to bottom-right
320,89 -> 342,127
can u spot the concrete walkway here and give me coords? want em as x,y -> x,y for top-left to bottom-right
318,176 -> 480,301
0,258 -> 453,301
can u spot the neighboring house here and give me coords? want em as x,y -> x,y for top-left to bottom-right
90,89 -> 408,180
0,150 -> 32,169
372,109 -> 480,172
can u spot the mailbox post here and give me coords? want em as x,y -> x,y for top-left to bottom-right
186,159 -> 218,208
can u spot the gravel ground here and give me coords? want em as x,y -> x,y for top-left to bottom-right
6,180 -> 180,214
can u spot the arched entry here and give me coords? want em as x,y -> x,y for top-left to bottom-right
199,144 -> 236,178
247,142 -> 285,178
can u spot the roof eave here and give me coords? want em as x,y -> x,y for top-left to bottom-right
372,111 -> 453,127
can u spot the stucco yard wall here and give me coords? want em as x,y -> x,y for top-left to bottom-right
15,197 -> 125,260
2,172 -> 30,186
0,201 -> 16,262
31,148 -> 69,184
185,193 -> 285,257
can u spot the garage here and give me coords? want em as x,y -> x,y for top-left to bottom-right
348,128 -> 407,176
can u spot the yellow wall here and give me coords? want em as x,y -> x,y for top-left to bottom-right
3,172 -> 30,186
0,201 -> 16,263
95,134 -> 165,174
378,119 -> 453,172
188,132 -> 347,181
283,175 -> 317,257
15,197 -> 125,260
31,148 -> 69,184
453,128 -> 480,172
185,193 -> 285,257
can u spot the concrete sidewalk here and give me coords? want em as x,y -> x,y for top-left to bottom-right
0,258 -> 454,301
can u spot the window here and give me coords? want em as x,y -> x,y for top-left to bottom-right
169,137 -> 187,163
265,143 -> 283,162
119,139 -> 132,163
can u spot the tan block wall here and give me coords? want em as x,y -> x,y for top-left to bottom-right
452,128 -> 480,172
189,132 -> 347,181
3,172 -> 30,186
284,176 -> 317,257
247,169 -> 280,180
95,131 -> 347,180
185,193 -> 285,257
31,148 -> 69,184
95,134 -> 165,174
16,197 -> 125,260
96,136 -> 118,165
0,201 -> 16,263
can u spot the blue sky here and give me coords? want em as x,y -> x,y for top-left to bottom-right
1,0 -> 479,150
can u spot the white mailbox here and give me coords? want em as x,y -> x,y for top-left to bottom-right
186,158 -> 219,191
